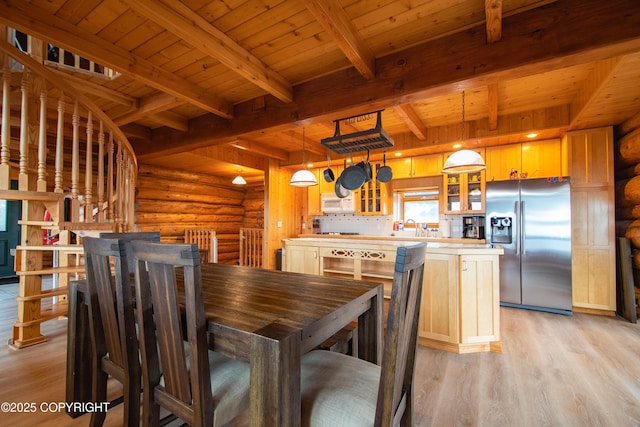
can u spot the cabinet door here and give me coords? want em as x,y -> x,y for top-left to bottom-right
521,139 -> 562,179
485,144 -> 521,181
284,245 -> 319,274
359,163 -> 390,215
567,128 -> 613,185
443,171 -> 485,213
459,255 -> 500,344
419,253 -> 458,344
413,154 -> 443,176
386,157 -> 412,178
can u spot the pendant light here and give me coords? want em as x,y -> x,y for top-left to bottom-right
290,127 -> 318,187
442,91 -> 486,174
232,168 -> 247,185
232,175 -> 247,185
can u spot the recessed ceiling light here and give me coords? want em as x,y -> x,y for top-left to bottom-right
453,143 -> 462,149
526,133 -> 538,138
394,152 -> 402,157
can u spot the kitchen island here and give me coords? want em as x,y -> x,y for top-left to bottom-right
282,237 -> 504,354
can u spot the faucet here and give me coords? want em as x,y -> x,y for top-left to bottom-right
404,219 -> 419,236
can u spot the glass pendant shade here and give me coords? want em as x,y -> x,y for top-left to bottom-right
232,175 -> 247,185
290,169 -> 318,186
442,149 -> 487,174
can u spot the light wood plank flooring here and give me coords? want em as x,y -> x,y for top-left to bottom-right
0,281 -> 639,426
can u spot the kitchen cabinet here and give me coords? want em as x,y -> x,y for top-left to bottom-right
565,127 -> 616,314
283,237 -> 503,353
485,139 -> 564,182
283,243 -> 319,274
419,251 -> 501,353
443,170 -> 485,214
521,139 -> 564,179
358,163 -> 390,215
386,154 -> 443,179
485,144 -> 521,181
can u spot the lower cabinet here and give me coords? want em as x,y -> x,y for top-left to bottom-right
419,252 -> 501,353
283,239 -> 503,353
284,244 -> 319,274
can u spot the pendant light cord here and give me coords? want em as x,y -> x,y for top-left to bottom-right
461,90 -> 465,143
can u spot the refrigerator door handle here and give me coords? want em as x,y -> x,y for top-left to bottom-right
515,201 -> 520,255
521,201 -> 526,255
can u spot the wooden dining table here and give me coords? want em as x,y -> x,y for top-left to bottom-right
66,263 -> 384,426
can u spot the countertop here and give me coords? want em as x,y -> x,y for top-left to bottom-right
297,234 -> 483,244
285,236 -> 503,255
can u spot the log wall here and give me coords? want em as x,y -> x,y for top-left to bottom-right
135,164 -> 263,264
615,118 -> 640,305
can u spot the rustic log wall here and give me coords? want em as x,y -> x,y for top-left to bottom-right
135,164 -> 262,265
615,119 -> 640,300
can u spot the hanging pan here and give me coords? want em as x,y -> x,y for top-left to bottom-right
340,153 -> 367,190
334,159 -> 351,198
359,150 -> 372,182
377,151 -> 393,183
323,155 -> 335,182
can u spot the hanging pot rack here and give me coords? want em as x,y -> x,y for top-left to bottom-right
321,110 -> 394,154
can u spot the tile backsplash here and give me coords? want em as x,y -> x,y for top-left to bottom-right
314,214 -> 465,238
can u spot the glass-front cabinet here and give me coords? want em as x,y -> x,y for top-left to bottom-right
443,170 -> 485,213
359,164 -> 390,215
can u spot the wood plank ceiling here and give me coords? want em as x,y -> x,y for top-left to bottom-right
2,0 -> 640,185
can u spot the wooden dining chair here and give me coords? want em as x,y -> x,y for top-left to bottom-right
99,231 -> 161,272
300,242 -> 427,427
82,237 -> 140,427
130,241 -> 250,427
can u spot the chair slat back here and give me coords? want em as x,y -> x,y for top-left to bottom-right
100,231 -> 161,272
376,243 -> 426,426
83,237 -> 139,385
131,241 -> 213,426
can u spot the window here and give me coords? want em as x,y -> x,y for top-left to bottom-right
8,28 -> 119,80
394,188 -> 440,225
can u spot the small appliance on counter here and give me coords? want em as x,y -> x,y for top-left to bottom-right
462,215 -> 485,239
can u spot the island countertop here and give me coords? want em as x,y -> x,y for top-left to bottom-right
297,233 -> 485,245
287,236 -> 502,255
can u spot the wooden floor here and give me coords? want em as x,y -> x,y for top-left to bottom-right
1,280 -> 639,426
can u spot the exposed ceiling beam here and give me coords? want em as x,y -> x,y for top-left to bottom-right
394,105 -> 428,140
0,0 -> 234,119
485,0 -> 503,43
114,93 -> 185,126
487,83 -> 499,130
136,0 -> 640,160
149,111 -> 189,132
229,139 -> 289,162
125,0 -> 292,103
303,0 -> 376,80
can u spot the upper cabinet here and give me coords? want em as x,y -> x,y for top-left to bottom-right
485,139 -> 565,182
358,163 -> 391,215
443,170 -> 485,214
485,144 -> 521,181
386,153 -> 443,179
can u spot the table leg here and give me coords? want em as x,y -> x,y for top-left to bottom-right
65,280 -> 92,417
357,286 -> 384,364
249,323 -> 301,427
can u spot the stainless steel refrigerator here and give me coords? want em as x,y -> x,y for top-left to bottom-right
486,177 -> 572,314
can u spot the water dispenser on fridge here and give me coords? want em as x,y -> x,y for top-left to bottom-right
489,216 -> 512,244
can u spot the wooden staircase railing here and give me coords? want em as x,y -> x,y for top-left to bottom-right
0,38 -> 137,348
239,228 -> 263,268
